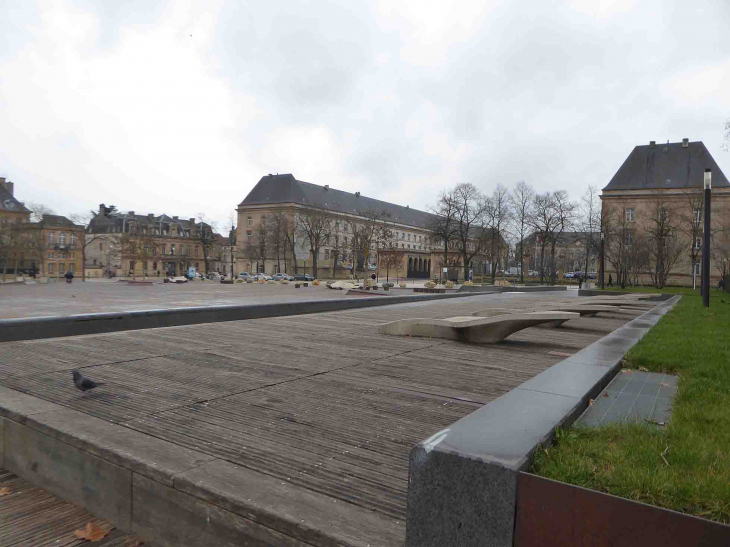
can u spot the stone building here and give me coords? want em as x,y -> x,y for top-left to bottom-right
85,205 -> 219,278
601,139 -> 730,286
236,174 -> 497,281
521,231 -> 600,278
0,177 -> 83,279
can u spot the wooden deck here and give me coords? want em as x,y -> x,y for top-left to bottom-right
0,293 -> 651,543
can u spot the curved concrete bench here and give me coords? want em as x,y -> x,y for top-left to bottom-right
473,304 -> 619,319
378,312 -> 579,344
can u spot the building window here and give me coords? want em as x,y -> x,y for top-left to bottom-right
324,249 -> 330,260
69,263 -> 75,273
153,262 -> 157,270
59,263 -> 66,273
60,233 -> 66,246
247,216 -> 252,226
694,263 -> 701,274
162,244 -> 167,255
99,243 -> 103,251
143,261 -> 148,271
625,231 -> 633,245
170,244 -> 175,255
48,263 -> 54,274
70,232 -> 76,245
194,246 -> 199,257
625,208 -> 635,222
48,252 -> 54,259
695,237 -> 702,250
694,209 -> 701,224
246,231 -> 252,242
48,232 -> 55,244
401,243 -> 405,248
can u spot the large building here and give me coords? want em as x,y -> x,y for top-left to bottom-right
236,174 -> 499,281
0,178 -> 83,279
601,139 -> 730,286
85,205 -> 222,278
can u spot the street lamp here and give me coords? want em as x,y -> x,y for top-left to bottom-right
702,168 -> 711,307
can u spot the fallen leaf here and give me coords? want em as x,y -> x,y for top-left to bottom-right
602,392 -> 609,397
73,522 -> 109,542
621,369 -> 633,374
660,382 -> 670,387
638,366 -> 649,372
588,399 -> 594,406
0,487 -> 10,496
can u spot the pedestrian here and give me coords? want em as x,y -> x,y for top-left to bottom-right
64,270 -> 74,284
577,274 -> 583,289
608,273 -> 613,287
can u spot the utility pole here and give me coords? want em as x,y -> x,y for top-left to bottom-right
600,232 -> 605,289
702,168 -> 711,307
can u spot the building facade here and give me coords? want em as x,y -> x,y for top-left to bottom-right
85,205 -> 221,278
0,178 -> 83,279
601,139 -> 730,286
236,174 -> 499,281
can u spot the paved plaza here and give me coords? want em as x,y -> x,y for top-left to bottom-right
0,291 -> 654,545
0,279 -> 362,319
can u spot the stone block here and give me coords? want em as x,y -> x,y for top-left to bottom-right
4,419 -> 132,530
132,474 -> 307,547
175,458 -> 404,546
0,385 -> 63,424
26,409 -> 216,486
0,417 -> 4,467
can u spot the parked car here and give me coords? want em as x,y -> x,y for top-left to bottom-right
574,271 -> 586,278
588,271 -> 597,279
238,271 -> 251,278
272,273 -> 289,281
528,270 -> 539,277
207,272 -> 222,280
292,274 -> 313,281
564,272 -> 574,279
256,273 -> 273,281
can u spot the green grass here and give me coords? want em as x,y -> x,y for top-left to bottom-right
532,292 -> 730,524
597,285 -> 724,296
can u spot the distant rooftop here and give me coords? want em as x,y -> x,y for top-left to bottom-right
239,174 -> 435,228
604,140 -> 729,191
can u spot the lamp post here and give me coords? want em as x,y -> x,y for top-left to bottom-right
702,168 -> 711,308
600,232 -> 605,289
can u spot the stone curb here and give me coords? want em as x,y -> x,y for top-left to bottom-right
0,292 -> 486,343
405,295 -> 682,547
0,387 -> 403,546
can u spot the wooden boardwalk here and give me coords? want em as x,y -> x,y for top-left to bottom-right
0,293 -> 651,543
0,468 -> 141,546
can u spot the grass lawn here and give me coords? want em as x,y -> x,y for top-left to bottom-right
532,292 -> 730,524
596,285 -> 725,296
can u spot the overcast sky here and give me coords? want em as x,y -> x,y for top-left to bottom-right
2,0 -> 729,229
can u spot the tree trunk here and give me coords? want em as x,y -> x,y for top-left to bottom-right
311,248 -> 318,279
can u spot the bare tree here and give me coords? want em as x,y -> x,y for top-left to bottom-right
603,204 -> 633,288
428,188 -> 459,283
510,181 -> 534,283
283,215 -> 299,275
646,198 -> 685,289
267,210 -> 288,274
485,184 -> 512,283
69,211 -> 109,281
296,209 -> 333,279
227,214 -> 237,277
529,192 -> 560,284
119,230 -> 156,281
452,183 -> 489,282
579,186 -> 601,277
344,209 -> 390,280
26,202 -> 55,223
195,214 -> 218,275
677,188 -> 706,288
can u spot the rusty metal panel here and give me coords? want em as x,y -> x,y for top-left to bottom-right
515,472 -> 730,547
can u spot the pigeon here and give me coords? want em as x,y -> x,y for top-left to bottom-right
72,370 -> 105,392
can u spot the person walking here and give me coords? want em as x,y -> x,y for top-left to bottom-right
64,270 -> 74,284
577,273 -> 583,289
608,273 -> 613,287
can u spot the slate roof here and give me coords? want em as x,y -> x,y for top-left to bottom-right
37,214 -> 81,228
88,209 -> 211,235
0,183 -> 30,213
239,174 -> 436,228
604,140 -> 729,191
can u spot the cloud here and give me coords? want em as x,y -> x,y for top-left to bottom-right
1,0 -> 729,228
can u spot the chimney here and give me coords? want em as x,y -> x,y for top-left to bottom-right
147,213 -> 154,220
99,203 -> 106,215
128,211 -> 135,216
5,181 -> 13,196
355,192 -> 361,197
189,218 -> 195,223
649,141 -> 656,148
324,185 -> 329,191
682,138 -> 689,148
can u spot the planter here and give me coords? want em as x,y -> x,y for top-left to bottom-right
295,283 -> 301,288
400,283 -> 407,288
303,282 -> 309,287
220,280 -> 234,284
246,279 -> 253,283
313,279 -> 320,286
383,285 -> 389,291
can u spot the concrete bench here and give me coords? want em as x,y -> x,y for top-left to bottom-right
474,304 -> 619,319
378,312 -> 579,344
